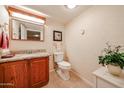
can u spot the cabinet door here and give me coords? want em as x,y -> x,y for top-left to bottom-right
0,65 -> 4,88
3,60 -> 28,88
30,57 -> 49,87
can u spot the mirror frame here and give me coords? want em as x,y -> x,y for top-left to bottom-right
9,17 -> 45,42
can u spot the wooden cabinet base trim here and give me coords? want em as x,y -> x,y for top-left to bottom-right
31,80 -> 49,88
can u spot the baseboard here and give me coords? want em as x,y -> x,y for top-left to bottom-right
71,69 -> 94,88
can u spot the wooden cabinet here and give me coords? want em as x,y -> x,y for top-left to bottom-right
0,57 -> 49,88
3,60 -> 28,88
30,57 -> 49,87
0,65 -> 4,88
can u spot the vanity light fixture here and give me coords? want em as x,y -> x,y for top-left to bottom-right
65,5 -> 77,9
15,6 -> 49,17
8,6 -> 47,25
11,12 -> 45,24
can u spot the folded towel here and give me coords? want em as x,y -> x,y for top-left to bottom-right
1,53 -> 15,59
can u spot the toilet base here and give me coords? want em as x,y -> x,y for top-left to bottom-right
56,68 -> 70,80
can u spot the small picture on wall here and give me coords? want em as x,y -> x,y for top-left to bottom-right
53,30 -> 62,41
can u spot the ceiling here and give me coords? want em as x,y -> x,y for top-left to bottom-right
24,5 -> 91,25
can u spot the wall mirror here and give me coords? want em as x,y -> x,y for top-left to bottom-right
10,19 -> 44,41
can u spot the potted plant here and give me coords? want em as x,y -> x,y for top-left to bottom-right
98,43 -> 124,76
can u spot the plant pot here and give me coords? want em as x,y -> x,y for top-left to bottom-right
107,64 -> 122,76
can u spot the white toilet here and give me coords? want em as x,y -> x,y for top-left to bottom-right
54,52 -> 71,80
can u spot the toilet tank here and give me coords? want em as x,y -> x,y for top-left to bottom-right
54,52 -> 64,63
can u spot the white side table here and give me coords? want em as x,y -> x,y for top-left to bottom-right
93,67 -> 124,88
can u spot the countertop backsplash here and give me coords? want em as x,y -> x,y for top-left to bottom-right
10,49 -> 47,54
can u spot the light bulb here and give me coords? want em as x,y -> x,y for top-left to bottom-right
66,5 -> 77,9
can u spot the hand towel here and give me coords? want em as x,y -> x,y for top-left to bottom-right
0,31 -> 9,49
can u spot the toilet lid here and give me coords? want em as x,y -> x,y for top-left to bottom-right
58,61 -> 71,67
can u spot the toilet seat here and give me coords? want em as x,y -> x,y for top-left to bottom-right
57,61 -> 71,69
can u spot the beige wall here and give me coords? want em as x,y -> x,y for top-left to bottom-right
0,6 -> 9,36
65,6 -> 124,86
0,6 -> 9,27
0,5 -> 65,71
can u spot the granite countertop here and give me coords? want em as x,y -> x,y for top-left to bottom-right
0,52 -> 50,63
93,67 -> 124,88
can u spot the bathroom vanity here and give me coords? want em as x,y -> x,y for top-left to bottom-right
0,6 -> 49,88
0,53 -> 49,88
